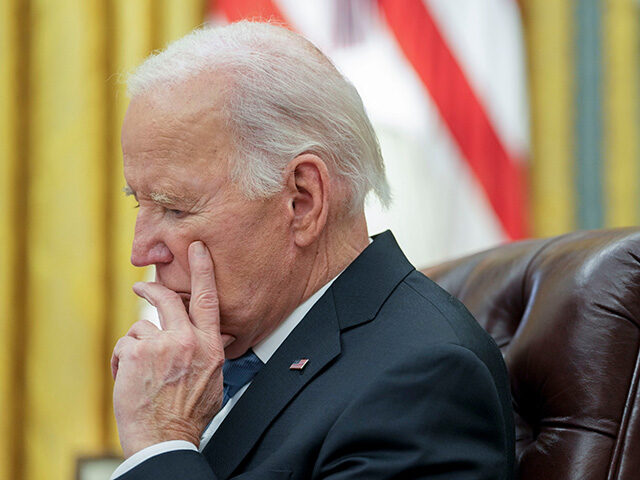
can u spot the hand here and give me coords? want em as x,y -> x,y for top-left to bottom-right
111,241 -> 235,458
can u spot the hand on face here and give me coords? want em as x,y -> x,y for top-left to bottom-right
111,241 -> 235,458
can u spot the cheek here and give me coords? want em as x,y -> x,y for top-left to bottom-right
192,199 -> 290,281
162,225 -> 202,270
242,214 -> 288,258
202,216 -> 284,281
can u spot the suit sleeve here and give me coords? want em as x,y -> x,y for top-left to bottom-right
115,450 -> 218,480
312,343 -> 512,480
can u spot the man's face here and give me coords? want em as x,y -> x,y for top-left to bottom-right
122,84 -> 294,358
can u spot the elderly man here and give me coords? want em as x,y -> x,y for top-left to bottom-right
110,21 -> 514,480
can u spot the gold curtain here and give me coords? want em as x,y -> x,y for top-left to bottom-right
521,0 -> 576,236
3,1 -> 640,479
521,0 -> 640,235
603,0 -> 640,227
0,1 -> 206,479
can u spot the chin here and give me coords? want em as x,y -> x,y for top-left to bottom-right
224,341 -> 250,359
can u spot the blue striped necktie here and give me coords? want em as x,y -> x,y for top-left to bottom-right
222,349 -> 264,407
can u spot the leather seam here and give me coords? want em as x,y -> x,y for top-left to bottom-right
538,420 -> 616,439
606,333 -> 640,480
514,235 -> 563,341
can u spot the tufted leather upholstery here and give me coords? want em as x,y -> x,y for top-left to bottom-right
423,228 -> 640,480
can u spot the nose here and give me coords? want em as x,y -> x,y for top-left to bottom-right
130,213 -> 174,267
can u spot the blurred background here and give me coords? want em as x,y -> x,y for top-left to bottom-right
1,0 -> 639,479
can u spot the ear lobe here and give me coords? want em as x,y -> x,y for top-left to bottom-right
286,154 -> 329,247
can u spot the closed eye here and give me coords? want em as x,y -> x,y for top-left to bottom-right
166,208 -> 188,219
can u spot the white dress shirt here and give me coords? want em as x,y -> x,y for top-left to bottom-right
111,277 -> 338,479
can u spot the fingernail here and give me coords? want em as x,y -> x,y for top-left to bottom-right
193,241 -> 206,256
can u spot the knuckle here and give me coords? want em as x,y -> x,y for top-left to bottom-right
129,342 -> 145,360
130,339 -> 157,360
177,331 -> 198,351
126,320 -> 144,336
154,340 -> 170,357
193,290 -> 219,310
114,336 -> 130,353
114,337 -> 137,361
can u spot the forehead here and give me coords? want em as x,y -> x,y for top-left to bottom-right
122,78 -> 231,193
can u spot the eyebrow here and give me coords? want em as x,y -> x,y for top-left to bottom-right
123,184 -> 195,206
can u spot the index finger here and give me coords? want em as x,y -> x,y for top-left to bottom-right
188,241 -> 220,333
133,282 -> 190,331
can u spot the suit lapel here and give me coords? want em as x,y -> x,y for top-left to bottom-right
204,290 -> 341,479
204,230 -> 414,479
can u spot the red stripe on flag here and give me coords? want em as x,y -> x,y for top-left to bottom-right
379,0 -> 528,239
213,0 -> 291,27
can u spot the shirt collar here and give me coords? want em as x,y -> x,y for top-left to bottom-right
252,275 -> 339,364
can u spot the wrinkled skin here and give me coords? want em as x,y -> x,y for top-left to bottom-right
112,242 -> 230,455
112,78 -> 369,457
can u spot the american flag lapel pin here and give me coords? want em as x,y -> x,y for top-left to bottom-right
289,358 -> 309,371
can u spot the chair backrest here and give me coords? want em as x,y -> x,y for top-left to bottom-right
423,228 -> 640,480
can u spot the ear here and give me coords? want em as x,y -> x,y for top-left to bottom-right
283,153 -> 329,247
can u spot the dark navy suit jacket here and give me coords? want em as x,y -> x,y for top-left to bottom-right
119,231 -> 515,480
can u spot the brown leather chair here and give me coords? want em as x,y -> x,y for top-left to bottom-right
423,228 -> 640,480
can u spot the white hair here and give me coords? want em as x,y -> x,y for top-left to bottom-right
127,21 -> 391,212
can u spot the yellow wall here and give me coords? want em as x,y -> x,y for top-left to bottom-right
0,1 -> 205,479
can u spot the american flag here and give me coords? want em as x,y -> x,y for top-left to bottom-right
289,358 -> 310,370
